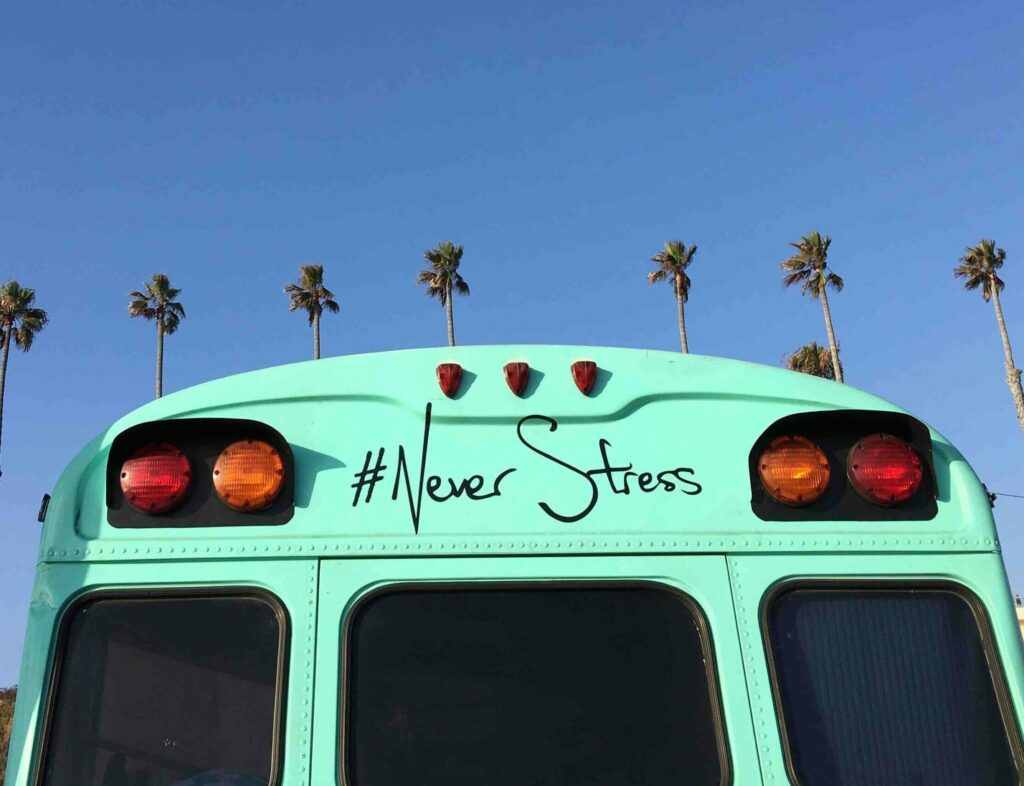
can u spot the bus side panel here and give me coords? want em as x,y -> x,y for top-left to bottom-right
726,552 -> 1024,785
5,565 -> 61,786
3,558 -> 319,786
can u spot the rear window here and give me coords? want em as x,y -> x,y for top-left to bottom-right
344,584 -> 728,786
39,593 -> 285,786
766,585 -> 1019,786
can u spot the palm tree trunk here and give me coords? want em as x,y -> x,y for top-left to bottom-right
0,324 -> 10,476
675,273 -> 688,353
155,319 -> 164,399
818,287 -> 844,383
313,311 -> 321,360
446,285 -> 455,347
991,283 -> 1024,431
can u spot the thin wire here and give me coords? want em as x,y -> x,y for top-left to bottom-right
991,491 -> 1024,499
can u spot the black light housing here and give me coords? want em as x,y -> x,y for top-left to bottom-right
106,419 -> 294,528
749,410 -> 936,522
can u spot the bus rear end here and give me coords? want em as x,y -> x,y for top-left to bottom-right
6,345 -> 1023,786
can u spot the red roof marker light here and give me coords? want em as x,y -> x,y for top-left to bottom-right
504,362 -> 530,396
572,360 -> 597,395
437,363 -> 463,398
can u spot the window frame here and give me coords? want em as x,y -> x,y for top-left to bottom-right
759,578 -> 1024,786
33,586 -> 291,786
338,579 -> 732,786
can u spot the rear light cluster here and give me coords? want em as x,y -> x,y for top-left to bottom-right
757,432 -> 923,508
120,439 -> 284,515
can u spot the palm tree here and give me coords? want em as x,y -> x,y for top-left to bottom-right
285,264 -> 339,360
954,239 -> 1024,431
780,231 -> 845,383
128,274 -> 185,399
0,281 -> 48,477
786,341 -> 841,380
647,241 -> 697,352
417,241 -> 470,347
0,685 -> 16,779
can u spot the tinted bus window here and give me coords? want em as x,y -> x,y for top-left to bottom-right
766,587 -> 1018,786
345,585 -> 726,786
40,594 -> 285,786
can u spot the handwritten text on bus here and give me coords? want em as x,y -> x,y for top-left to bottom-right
350,403 -> 702,533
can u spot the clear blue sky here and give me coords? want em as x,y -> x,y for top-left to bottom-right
1,0 -> 1023,683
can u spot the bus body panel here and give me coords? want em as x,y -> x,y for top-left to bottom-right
38,347 -> 997,563
7,346 -> 1019,786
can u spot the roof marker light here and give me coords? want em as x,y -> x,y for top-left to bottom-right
504,362 -> 530,396
572,360 -> 597,395
437,363 -> 462,397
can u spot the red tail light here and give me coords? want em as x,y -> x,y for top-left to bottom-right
119,443 -> 192,514
848,434 -> 923,506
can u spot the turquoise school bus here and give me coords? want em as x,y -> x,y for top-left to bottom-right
5,345 -> 1024,786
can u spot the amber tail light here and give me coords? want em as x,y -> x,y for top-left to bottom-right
213,439 -> 285,512
757,435 -> 831,506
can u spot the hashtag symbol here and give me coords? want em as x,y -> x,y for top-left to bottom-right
352,448 -> 388,506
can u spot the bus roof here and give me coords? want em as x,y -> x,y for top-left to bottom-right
39,345 -> 996,562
